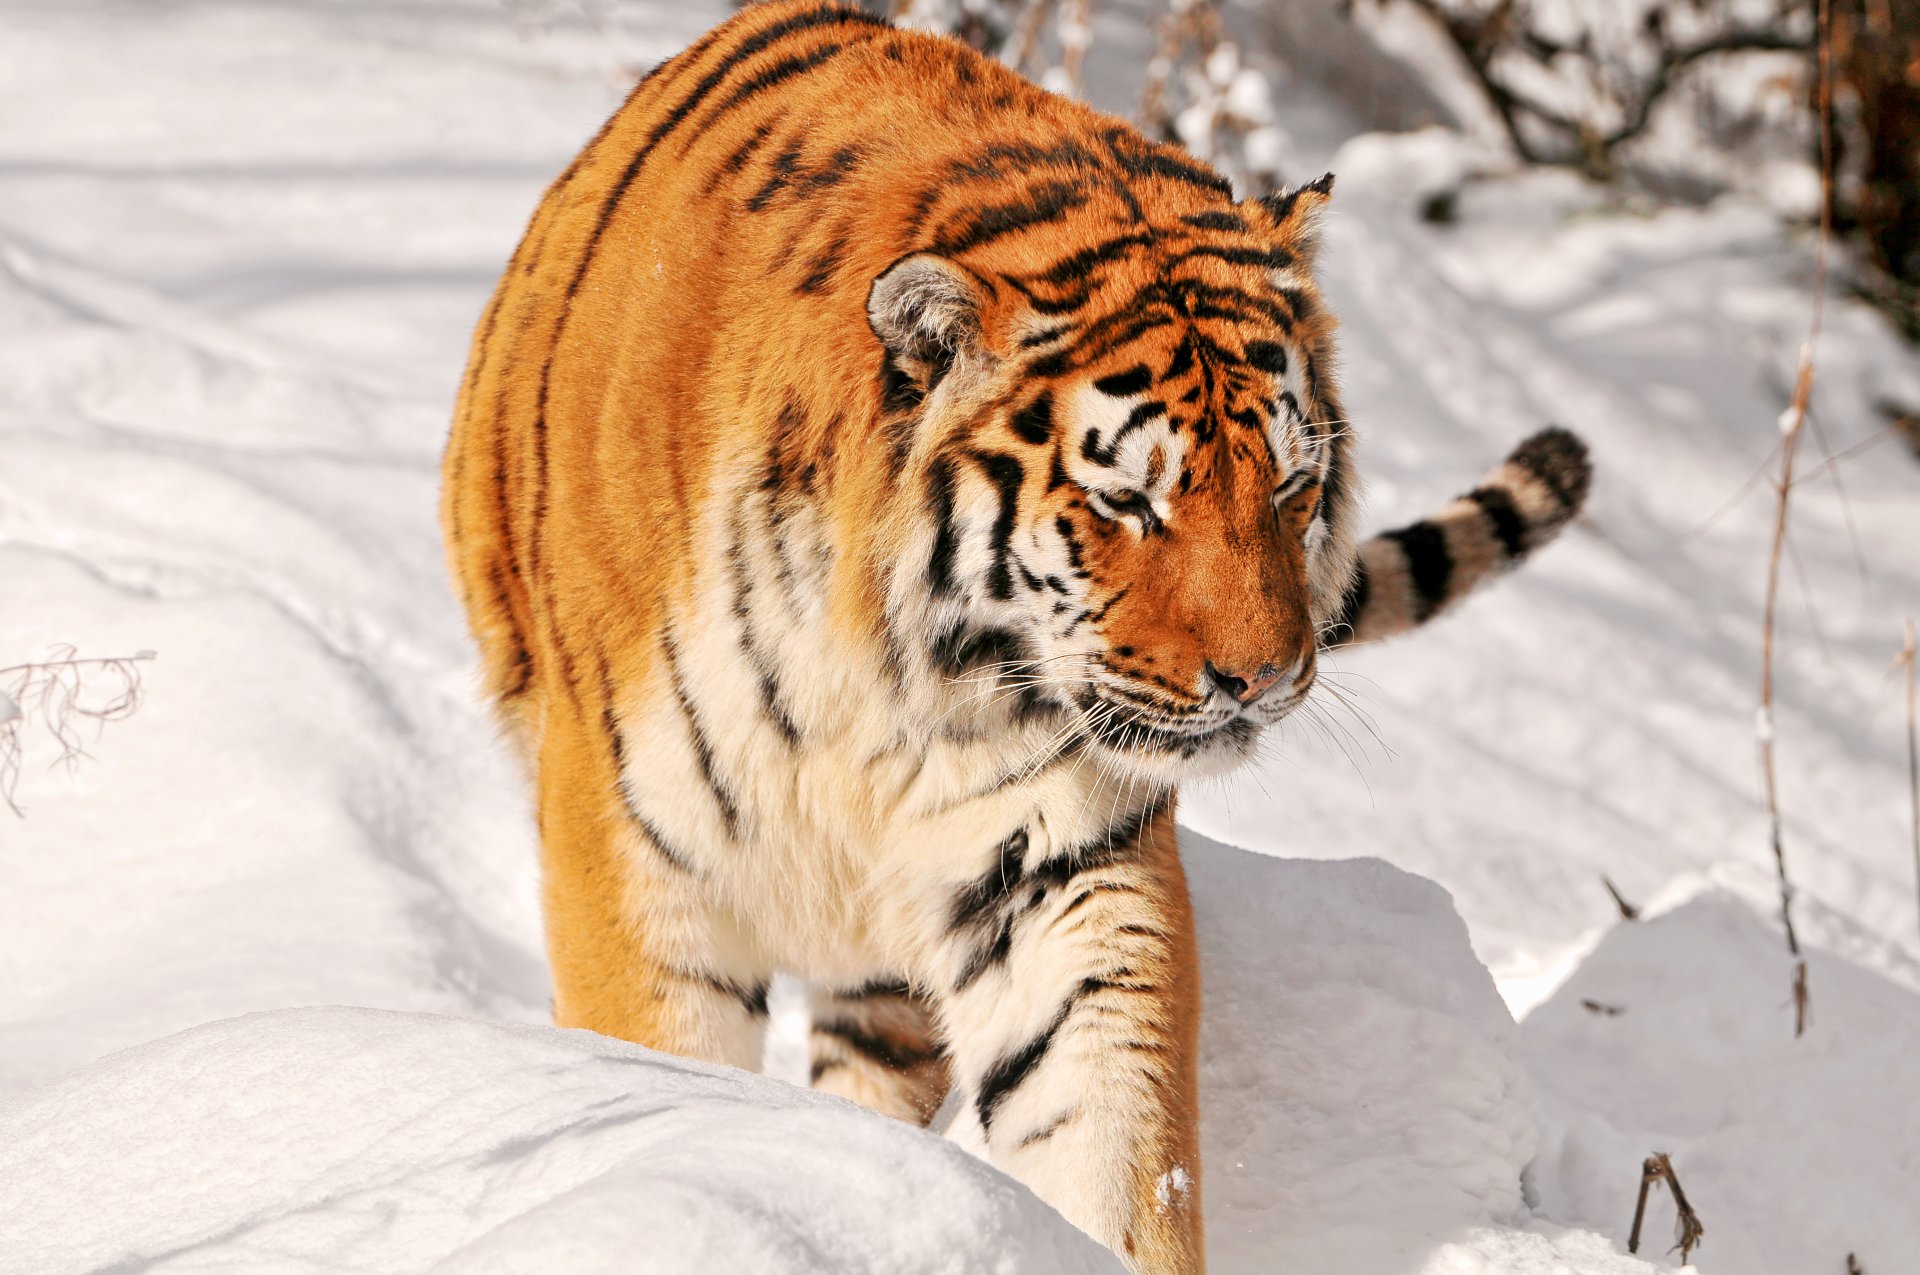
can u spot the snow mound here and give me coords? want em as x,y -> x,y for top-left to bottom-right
1,841 -> 1649,1275
1521,889 -> 1920,1274
1187,835 -> 1652,1273
0,1007 -> 1122,1275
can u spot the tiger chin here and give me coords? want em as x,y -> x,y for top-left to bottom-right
440,4 -> 1591,1272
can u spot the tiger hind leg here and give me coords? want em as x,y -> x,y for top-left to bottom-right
808,978 -> 951,1125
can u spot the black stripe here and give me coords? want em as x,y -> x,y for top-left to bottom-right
629,805 -> 700,874
1010,392 -> 1053,445
832,977 -> 916,1001
926,458 -> 961,595
602,653 -> 698,872
1468,484 -> 1530,559
680,970 -> 770,1016
746,136 -> 807,212
953,918 -> 1015,992
568,6 -> 884,303
1017,1109 -> 1077,1148
1162,334 -> 1195,381
483,560 -> 534,698
1508,425 -> 1591,510
1384,521 -> 1454,621
1032,233 -> 1154,284
976,995 -> 1075,1133
1244,340 -> 1287,375
797,228 -> 851,294
813,1017 -> 939,1070
726,509 -> 805,745
1093,364 -> 1153,397
1172,243 -> 1293,271
977,451 -> 1025,601
1181,210 -> 1245,231
906,138 -> 1105,240
1025,791 -> 1171,892
1275,285 -> 1315,322
932,625 -> 1026,677
1082,401 -> 1166,466
706,116 -> 782,193
950,829 -> 1029,932
930,180 -> 1089,257
681,38 -> 858,151
662,629 -> 741,840
1101,128 -> 1233,197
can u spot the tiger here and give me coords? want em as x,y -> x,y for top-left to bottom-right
439,4 -> 1592,1270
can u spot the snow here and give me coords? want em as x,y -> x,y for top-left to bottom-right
1521,886 -> 1920,1273
0,1007 -> 1121,1275
0,842 -> 1656,1275
3,1 -> 1918,1273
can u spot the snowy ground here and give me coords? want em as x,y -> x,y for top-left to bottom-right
3,1 -> 1917,1272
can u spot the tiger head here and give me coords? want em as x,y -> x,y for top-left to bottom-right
870,175 -> 1356,781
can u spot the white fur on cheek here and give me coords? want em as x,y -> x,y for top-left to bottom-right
1060,384 -> 1188,510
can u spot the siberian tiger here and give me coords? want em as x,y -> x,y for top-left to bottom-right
440,3 -> 1591,1270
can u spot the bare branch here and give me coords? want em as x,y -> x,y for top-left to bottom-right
1379,0 -> 1813,176
1903,620 -> 1918,942
1754,0 -> 1834,1039
1628,1152 -> 1706,1263
1602,874 -> 1642,921
0,647 -> 156,817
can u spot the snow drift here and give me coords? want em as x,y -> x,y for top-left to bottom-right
0,843 -> 1655,1275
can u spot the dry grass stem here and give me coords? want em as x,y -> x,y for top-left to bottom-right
1756,0 -> 1835,1039
1602,874 -> 1642,921
1627,1152 -> 1705,1263
0,647 -> 156,817
1903,619 -> 1918,940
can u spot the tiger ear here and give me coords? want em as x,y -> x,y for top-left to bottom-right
1256,172 -> 1334,264
867,253 -> 989,398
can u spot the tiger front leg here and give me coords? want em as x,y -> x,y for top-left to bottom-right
808,977 -> 951,1124
932,802 -> 1204,1274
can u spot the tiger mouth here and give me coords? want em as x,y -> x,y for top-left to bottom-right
1078,693 -> 1264,759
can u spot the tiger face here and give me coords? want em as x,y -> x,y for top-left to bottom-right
870,179 -> 1354,782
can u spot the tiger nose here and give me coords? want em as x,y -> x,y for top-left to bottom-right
1204,661 -> 1285,705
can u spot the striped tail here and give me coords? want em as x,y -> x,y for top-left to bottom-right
1324,427 -> 1592,648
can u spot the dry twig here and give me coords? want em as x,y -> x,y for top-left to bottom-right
0,647 -> 156,817
1756,0 -> 1835,1039
1627,1152 -> 1705,1263
1382,0 -> 1812,177
1601,874 -> 1641,921
1903,620 -> 1918,941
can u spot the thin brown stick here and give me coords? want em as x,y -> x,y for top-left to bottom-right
1904,619 -> 1918,941
1757,0 -> 1834,1039
1006,0 -> 1056,77
1627,1153 -> 1705,1262
1601,874 -> 1641,921
1057,0 -> 1091,98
